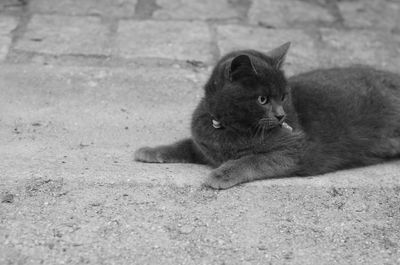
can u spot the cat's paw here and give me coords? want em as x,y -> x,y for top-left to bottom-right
134,147 -> 166,163
204,167 -> 243,190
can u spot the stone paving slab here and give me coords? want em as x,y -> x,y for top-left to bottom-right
114,20 -> 213,62
0,64 -> 204,148
14,15 -> 111,56
0,15 -> 18,61
338,0 -> 400,31
153,0 -> 241,20
319,28 -> 400,71
29,0 -> 138,18
216,25 -> 319,75
248,0 -> 336,28
0,63 -> 208,192
0,0 -> 24,12
0,64 -> 400,265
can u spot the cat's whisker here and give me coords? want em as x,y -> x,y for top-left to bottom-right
255,120 -> 266,140
255,124 -> 262,139
261,124 -> 267,141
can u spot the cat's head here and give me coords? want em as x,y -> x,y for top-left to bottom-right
205,42 -> 291,135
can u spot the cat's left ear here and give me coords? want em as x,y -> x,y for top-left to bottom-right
225,54 -> 258,81
266,42 -> 291,69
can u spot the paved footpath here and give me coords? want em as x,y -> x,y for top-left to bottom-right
0,0 -> 400,264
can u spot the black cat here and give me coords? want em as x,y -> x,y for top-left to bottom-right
135,42 -> 400,189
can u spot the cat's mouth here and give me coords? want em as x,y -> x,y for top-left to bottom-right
254,118 -> 280,138
256,118 -> 292,134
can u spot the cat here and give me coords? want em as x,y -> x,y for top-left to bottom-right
134,42 -> 400,189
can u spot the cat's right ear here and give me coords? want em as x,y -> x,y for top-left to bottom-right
225,54 -> 257,81
266,42 -> 291,69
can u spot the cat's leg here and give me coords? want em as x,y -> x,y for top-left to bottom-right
205,152 -> 298,189
134,138 -> 208,164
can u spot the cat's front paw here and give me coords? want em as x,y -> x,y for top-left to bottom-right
134,147 -> 166,163
204,166 -> 244,190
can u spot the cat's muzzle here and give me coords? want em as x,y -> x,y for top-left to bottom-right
258,117 -> 279,128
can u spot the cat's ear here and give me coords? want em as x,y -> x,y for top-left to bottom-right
266,42 -> 291,69
225,54 -> 257,81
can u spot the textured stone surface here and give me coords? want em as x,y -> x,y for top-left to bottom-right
1,64 -> 400,265
114,20 -> 213,62
216,25 -> 319,75
0,0 -> 25,11
0,65 -> 204,149
0,64 -> 207,188
29,0 -> 138,17
249,0 -> 335,28
14,15 -> 110,56
153,0 -> 240,20
1,176 -> 400,265
319,29 -> 400,71
0,15 -> 18,61
338,0 -> 400,31
0,15 -> 18,33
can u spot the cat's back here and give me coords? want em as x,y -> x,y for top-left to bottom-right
288,66 -> 400,141
289,66 -> 400,102
288,66 -> 400,123
288,66 -> 400,172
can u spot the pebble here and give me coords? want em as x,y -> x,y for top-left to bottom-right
179,225 -> 194,234
1,193 -> 14,203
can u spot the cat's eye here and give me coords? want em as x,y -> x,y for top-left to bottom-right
257,96 -> 269,105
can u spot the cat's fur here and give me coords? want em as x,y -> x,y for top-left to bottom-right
135,43 -> 400,189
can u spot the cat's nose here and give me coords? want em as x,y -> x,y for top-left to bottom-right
275,114 -> 285,121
